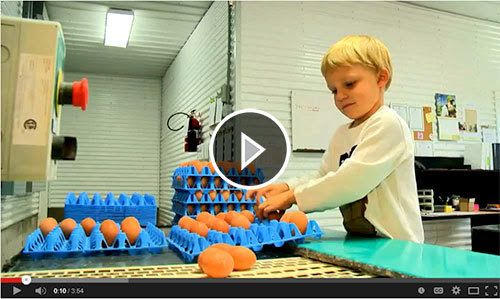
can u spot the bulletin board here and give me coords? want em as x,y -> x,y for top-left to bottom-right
413,106 -> 434,141
291,90 -> 350,151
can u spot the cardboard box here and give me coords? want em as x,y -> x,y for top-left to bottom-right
459,198 -> 475,211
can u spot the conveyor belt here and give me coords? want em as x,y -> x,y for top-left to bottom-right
2,257 -> 375,278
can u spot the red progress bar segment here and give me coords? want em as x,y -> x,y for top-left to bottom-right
1,278 -> 22,283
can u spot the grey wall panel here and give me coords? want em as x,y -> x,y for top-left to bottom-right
48,73 -> 161,207
1,193 -> 39,230
237,2 -> 500,231
159,2 -> 228,225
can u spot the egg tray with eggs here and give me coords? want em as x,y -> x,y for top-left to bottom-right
23,222 -> 167,259
64,192 -> 157,226
166,219 -> 323,262
171,190 -> 257,218
171,166 -> 265,191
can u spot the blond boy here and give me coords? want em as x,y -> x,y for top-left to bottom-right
249,35 -> 424,243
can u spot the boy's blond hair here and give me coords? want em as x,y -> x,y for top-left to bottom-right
321,35 -> 393,90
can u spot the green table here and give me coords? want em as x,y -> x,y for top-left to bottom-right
297,230 -> 500,278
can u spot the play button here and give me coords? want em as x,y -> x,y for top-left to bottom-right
13,286 -> 21,295
241,133 -> 265,169
210,108 -> 290,190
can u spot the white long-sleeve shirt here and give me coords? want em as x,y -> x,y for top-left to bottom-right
287,105 -> 424,243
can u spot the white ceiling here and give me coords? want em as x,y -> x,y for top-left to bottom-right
48,1 -> 499,78
405,1 -> 500,24
46,1 -> 212,78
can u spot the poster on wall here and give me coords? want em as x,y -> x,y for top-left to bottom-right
435,93 -> 459,140
434,93 -> 457,118
459,105 -> 481,141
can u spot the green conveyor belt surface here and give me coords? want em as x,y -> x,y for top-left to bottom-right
299,234 -> 500,278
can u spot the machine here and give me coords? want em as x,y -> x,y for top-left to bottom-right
1,16 -> 88,181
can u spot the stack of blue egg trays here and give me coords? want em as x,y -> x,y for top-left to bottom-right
23,221 -> 167,259
171,165 -> 265,191
171,191 -> 257,220
171,165 -> 263,222
166,218 -> 324,262
64,192 -> 157,226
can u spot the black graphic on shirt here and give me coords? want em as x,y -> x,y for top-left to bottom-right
339,145 -> 358,166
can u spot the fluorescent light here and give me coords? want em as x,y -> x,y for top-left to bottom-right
104,9 -> 134,48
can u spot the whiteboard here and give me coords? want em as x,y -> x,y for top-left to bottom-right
291,90 -> 350,151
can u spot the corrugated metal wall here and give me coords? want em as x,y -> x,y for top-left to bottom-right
1,1 -> 22,17
1,193 -> 39,229
236,2 -> 500,231
159,2 -> 229,225
47,73 -> 161,207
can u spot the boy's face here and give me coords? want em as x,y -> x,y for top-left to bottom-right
324,64 -> 385,124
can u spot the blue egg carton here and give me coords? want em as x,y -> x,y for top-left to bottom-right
171,166 -> 265,191
166,219 -> 323,262
171,191 -> 258,219
64,192 -> 157,226
23,221 -> 167,259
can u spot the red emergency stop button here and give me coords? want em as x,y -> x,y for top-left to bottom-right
72,78 -> 88,111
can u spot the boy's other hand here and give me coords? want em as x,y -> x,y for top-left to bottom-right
245,183 -> 289,202
256,189 -> 296,219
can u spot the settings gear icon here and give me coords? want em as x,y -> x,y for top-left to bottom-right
452,285 -> 461,295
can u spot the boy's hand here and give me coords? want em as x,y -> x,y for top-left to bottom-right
256,189 -> 297,219
245,183 -> 289,202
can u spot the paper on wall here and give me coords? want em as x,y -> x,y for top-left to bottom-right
437,117 -> 460,140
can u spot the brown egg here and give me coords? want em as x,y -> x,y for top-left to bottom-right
179,162 -> 188,167
230,215 -> 251,230
39,217 -> 58,238
208,163 -> 215,174
224,211 -> 240,224
289,211 -> 308,235
100,220 -> 119,246
234,190 -> 243,201
200,204 -> 209,212
240,210 -> 255,223
206,217 -> 218,229
213,204 -> 222,214
211,218 -> 230,233
200,177 -> 208,188
253,178 -> 260,185
233,163 -> 242,174
281,211 -> 294,223
240,178 -> 248,185
196,212 -> 215,225
227,203 -> 235,211
221,190 -> 230,201
214,177 -> 222,188
187,204 -> 195,215
176,175 -> 182,182
226,246 -> 257,271
193,161 -> 204,174
178,216 -> 195,230
190,221 -> 209,237
60,218 -> 77,239
216,212 -> 227,221
248,163 -> 257,175
220,161 -> 231,174
198,247 -> 234,278
240,204 -> 248,211
81,217 -> 97,236
267,211 -> 284,221
208,190 -> 217,201
195,190 -> 203,201
120,217 -> 141,245
187,176 -> 195,188
209,243 -> 233,251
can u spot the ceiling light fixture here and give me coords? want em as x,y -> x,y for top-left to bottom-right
104,9 -> 134,48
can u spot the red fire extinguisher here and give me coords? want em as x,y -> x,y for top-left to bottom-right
167,110 -> 201,152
